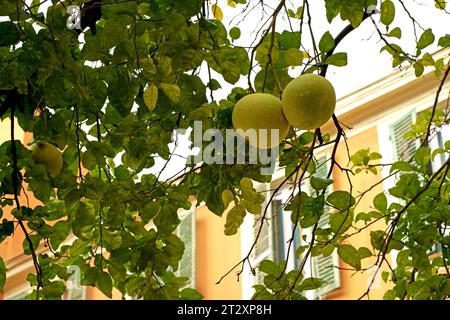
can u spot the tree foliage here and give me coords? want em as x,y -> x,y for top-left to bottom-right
0,0 -> 450,300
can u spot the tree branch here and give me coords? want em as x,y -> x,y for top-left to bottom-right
10,106 -> 43,298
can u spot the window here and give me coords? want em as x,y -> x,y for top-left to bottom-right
271,199 -> 285,264
252,213 -> 273,285
390,112 -> 418,161
249,155 -> 340,298
251,191 -> 294,285
304,155 -> 340,298
177,208 -> 196,288
387,111 -> 450,255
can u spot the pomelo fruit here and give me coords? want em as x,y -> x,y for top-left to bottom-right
232,93 -> 290,149
281,74 -> 336,130
32,142 -> 63,177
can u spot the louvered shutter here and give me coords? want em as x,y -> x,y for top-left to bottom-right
178,209 -> 196,288
390,112 -> 417,161
253,215 -> 273,285
271,199 -> 285,264
309,156 -> 341,298
389,113 -> 442,253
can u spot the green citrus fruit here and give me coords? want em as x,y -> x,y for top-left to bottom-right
32,142 -> 63,177
281,74 -> 336,129
232,93 -> 290,149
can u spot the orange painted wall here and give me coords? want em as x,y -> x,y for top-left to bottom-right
0,128 -> 37,294
326,126 -> 393,300
195,205 -> 242,299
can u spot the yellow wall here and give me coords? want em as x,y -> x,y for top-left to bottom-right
325,126 -> 392,300
195,205 -> 242,299
0,120 -> 29,297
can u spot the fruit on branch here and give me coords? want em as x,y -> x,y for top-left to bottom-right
32,142 -> 63,177
232,93 -> 290,149
281,74 -> 336,130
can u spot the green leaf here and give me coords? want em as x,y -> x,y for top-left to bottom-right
373,193 -> 387,212
369,152 -> 382,160
319,31 -> 335,53
227,0 -> 236,8
414,146 -> 431,167
438,34 -> 450,47
243,198 -> 262,215
211,4 -> 223,21
0,257 -> 6,289
417,29 -> 435,51
338,244 -> 361,270
358,247 -> 373,259
380,0 -> 395,26
224,204 -> 246,235
300,277 -> 326,290
0,219 -> 14,243
91,141 -> 116,158
0,22 -> 20,47
240,177 -> 253,191
160,83 -> 181,103
256,42 -> 280,65
340,0 -> 364,27
387,27 -> 402,39
97,271 -> 113,298
324,0 -> 342,23
222,190 -> 234,208
381,271 -> 390,283
230,27 -> 241,40
279,31 -> 301,50
284,48 -> 305,66
330,210 -> 353,234
208,79 -> 221,90
327,191 -> 355,210
435,0 -> 446,9
259,260 -> 281,276
413,61 -> 424,77
180,288 -> 203,300
310,175 -> 333,191
351,149 -> 370,166
390,161 -> 416,173
370,230 -> 386,250
325,52 -> 348,67
355,212 -> 371,222
143,83 -> 158,111
287,6 -> 303,19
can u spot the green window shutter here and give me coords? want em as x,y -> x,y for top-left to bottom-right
178,209 -> 196,288
389,113 -> 441,254
390,112 -> 418,161
309,155 -> 341,297
271,199 -> 285,264
253,214 -> 273,285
